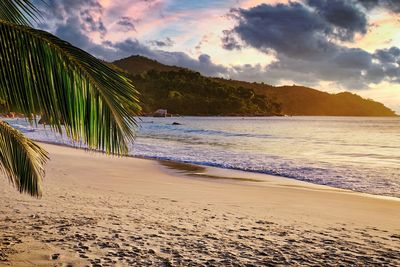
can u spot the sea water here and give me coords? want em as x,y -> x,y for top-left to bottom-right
6,116 -> 400,198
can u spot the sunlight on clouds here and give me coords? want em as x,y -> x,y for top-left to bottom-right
95,0 -> 167,42
103,1 -> 275,67
97,0 -> 113,8
204,45 -> 275,67
60,0 -> 399,112
352,10 -> 400,52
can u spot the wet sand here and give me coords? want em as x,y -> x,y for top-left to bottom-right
0,143 -> 399,266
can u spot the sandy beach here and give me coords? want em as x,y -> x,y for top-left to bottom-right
0,143 -> 399,266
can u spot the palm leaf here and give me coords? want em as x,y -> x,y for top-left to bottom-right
0,0 -> 40,26
0,120 -> 48,197
0,20 -> 141,155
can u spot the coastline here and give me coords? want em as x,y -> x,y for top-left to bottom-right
159,158 -> 400,202
34,139 -> 400,201
4,116 -> 400,198
0,142 -> 399,266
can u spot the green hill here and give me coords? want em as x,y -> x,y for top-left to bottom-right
214,79 -> 396,116
113,56 -> 281,116
113,55 -> 397,117
113,55 -> 181,75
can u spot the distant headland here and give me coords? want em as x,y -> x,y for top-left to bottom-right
113,55 -> 397,117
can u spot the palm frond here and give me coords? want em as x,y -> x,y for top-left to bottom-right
0,0 -> 40,25
0,20 -> 141,155
0,120 -> 48,197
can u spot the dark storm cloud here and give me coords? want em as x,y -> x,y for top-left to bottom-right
224,3 -> 339,60
224,2 -> 370,59
374,47 -> 400,63
372,47 -> 400,83
356,0 -> 400,13
306,0 -> 368,40
334,48 -> 372,69
222,1 -> 400,89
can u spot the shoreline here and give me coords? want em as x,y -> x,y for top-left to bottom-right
34,140 -> 400,202
4,116 -> 400,200
159,158 -> 400,202
140,114 -> 399,117
0,143 -> 399,266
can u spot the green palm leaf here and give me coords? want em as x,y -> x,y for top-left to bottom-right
0,19 -> 141,155
0,0 -> 40,26
0,120 -> 48,197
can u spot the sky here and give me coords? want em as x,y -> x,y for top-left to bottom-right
33,0 -> 400,112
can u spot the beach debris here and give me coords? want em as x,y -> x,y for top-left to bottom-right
51,253 -> 60,260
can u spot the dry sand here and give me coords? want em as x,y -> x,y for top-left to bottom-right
0,143 -> 399,266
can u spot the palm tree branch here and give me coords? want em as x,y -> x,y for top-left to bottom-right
0,120 -> 48,197
0,20 -> 141,155
0,0 -> 41,26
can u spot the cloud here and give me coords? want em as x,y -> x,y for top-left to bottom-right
80,9 -> 107,37
31,0 -> 400,92
224,2 -> 369,59
373,47 -> 400,83
221,30 -> 242,50
31,0 -> 229,77
222,1 -> 400,89
148,37 -> 174,47
33,0 -> 107,38
356,0 -> 400,13
195,34 -> 212,51
111,39 -> 227,76
116,16 -> 136,32
306,0 -> 368,41
374,46 -> 400,63
51,20 -> 228,77
54,17 -> 116,60
52,19 -> 227,77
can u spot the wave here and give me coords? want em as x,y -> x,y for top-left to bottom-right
133,146 -> 400,199
140,124 -> 273,138
6,117 -> 400,199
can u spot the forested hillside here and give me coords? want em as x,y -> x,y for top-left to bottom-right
132,69 -> 282,115
114,55 -> 397,117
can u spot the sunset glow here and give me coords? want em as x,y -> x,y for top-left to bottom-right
34,0 -> 400,112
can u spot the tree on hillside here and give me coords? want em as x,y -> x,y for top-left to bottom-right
0,0 -> 141,197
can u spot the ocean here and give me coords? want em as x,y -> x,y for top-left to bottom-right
6,116 -> 400,198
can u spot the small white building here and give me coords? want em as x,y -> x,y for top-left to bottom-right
154,109 -> 168,117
